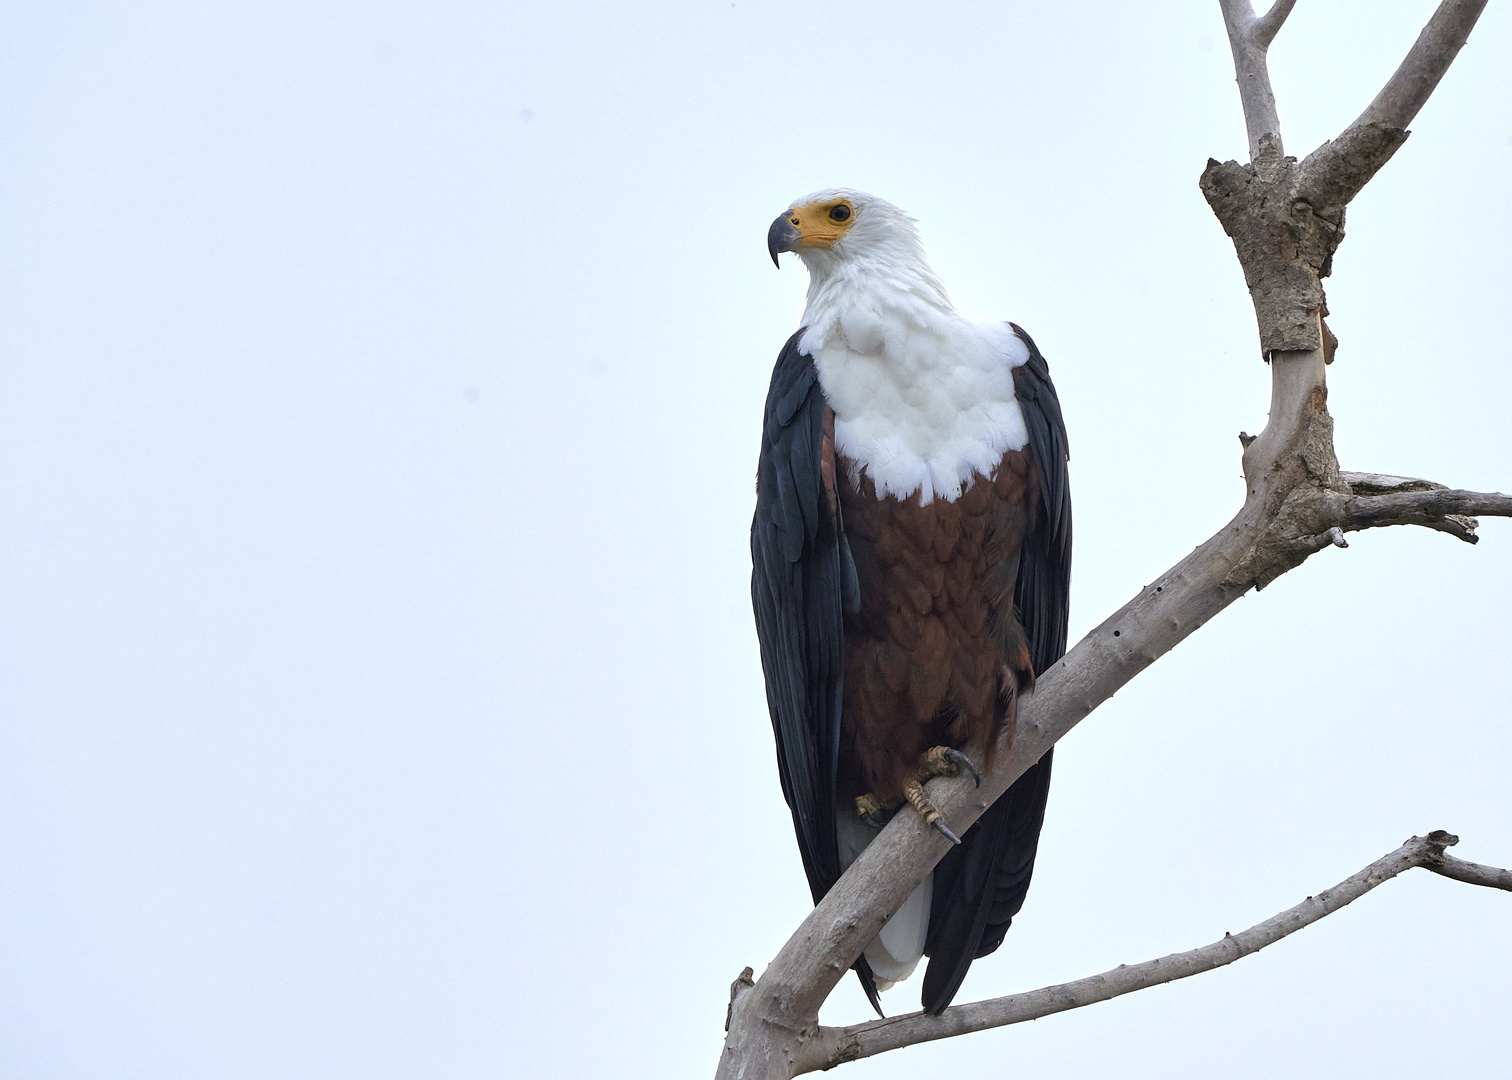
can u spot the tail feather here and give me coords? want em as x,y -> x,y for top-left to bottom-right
921,749 -> 1054,1014
837,808 -> 932,1013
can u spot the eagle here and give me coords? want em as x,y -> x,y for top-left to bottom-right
751,190 -> 1071,1016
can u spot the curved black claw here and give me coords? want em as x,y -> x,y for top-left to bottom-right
856,794 -> 890,830
931,818 -> 962,845
942,747 -> 981,788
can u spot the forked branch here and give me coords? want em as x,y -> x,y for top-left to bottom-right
1253,0 -> 1299,46
795,833 -> 1512,1073
715,5 -> 1503,1077
1352,0 -> 1492,133
1302,0 -> 1490,217
1219,0 -> 1298,158
1229,472 -> 1512,590
1222,0 -> 1490,167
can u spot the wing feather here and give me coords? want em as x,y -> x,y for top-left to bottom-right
752,332 -> 839,897
752,331 -> 885,1012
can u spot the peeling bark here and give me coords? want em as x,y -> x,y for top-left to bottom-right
1201,124 -> 1409,356
717,4 -> 1503,1076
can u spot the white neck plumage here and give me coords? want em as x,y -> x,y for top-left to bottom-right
795,243 -> 1030,506
797,236 -> 955,352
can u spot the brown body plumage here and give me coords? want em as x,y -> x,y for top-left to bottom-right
835,441 -> 1040,805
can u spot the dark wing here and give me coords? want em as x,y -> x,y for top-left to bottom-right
921,323 -> 1072,1015
750,332 -> 880,1009
1006,322 -> 1072,676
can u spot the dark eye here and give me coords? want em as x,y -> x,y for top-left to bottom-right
829,205 -> 851,222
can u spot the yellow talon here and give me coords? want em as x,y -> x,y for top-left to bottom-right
917,745 -> 980,787
903,779 -> 961,845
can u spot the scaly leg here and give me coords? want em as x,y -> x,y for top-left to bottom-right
856,746 -> 982,843
901,778 -> 959,844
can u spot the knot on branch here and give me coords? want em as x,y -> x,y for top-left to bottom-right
1201,154 -> 1329,354
1228,375 -> 1350,591
1200,123 -> 1408,356
726,967 -> 756,1032
1224,481 -> 1346,591
1224,469 -> 1507,594
1238,378 -> 1343,506
1406,830 -> 1462,873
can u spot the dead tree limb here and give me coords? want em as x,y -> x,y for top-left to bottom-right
1352,0 -> 1491,132
718,5 -> 1501,1077
797,832 -> 1512,1073
1219,0 -> 1299,158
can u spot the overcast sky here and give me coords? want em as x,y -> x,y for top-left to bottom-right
2,2 -> 1509,1078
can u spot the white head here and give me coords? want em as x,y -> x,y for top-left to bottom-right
768,188 -> 955,341
766,189 -> 931,278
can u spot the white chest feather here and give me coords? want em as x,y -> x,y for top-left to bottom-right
800,299 -> 1030,505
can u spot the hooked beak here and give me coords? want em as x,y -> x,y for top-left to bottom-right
767,212 -> 801,268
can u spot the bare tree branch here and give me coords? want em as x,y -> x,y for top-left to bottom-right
1337,473 -> 1484,543
719,464 -> 1333,1080
1429,852 -> 1512,891
715,5 -> 1503,1076
1351,0 -> 1491,133
1253,0 -> 1299,48
797,832 -> 1510,1073
1219,0 -> 1290,159
1338,484 -> 1511,542
1208,3 -> 1488,357
717,439 -> 1512,1080
1300,1 -> 1490,218
1219,470 -> 1512,590
1202,117 -> 1410,357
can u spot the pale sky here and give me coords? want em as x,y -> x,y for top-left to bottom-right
2,2 -> 1509,1078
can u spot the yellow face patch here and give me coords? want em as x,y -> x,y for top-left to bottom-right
785,197 -> 857,249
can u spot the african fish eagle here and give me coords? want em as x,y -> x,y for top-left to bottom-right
751,190 -> 1071,1016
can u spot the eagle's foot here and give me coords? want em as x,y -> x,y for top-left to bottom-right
918,746 -> 980,788
902,779 -> 961,845
855,793 -> 890,829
